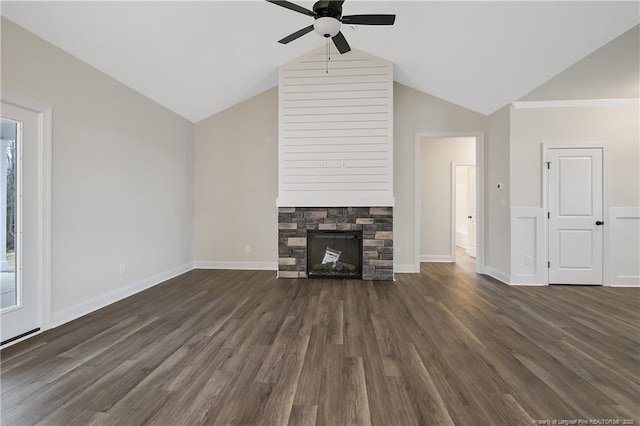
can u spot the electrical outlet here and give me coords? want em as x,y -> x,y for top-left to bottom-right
524,255 -> 531,266
119,263 -> 126,274
245,245 -> 252,253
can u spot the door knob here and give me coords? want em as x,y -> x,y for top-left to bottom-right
468,215 -> 472,219
595,221 -> 604,226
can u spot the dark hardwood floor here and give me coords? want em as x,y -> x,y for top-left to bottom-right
2,254 -> 639,425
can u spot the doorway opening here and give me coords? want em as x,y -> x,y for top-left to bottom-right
454,163 -> 477,259
414,132 -> 485,273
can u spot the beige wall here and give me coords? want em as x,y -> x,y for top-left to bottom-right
510,25 -> 640,286
486,106 -> 511,276
193,87 -> 278,266
511,104 -> 640,207
393,83 -> 488,268
520,25 -> 639,101
419,137 -> 475,259
1,18 -> 194,319
513,24 -> 639,209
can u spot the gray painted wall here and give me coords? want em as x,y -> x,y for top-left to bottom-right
1,18 -> 194,318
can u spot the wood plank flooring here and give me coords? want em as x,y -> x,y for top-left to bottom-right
2,254 -> 639,425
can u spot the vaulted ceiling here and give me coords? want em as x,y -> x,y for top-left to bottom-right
2,1 -> 638,122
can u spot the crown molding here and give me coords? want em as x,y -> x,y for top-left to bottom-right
511,98 -> 639,109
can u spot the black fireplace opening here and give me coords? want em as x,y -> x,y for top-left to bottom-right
307,230 -> 363,279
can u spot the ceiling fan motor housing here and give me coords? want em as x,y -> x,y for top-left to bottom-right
313,1 -> 343,18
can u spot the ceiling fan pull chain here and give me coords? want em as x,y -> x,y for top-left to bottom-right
325,38 -> 329,74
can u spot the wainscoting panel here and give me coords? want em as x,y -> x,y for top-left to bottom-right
510,207 -> 546,285
609,207 -> 640,286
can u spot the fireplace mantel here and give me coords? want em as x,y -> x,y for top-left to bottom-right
276,196 -> 394,208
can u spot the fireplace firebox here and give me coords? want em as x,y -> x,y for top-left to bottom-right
307,230 -> 363,279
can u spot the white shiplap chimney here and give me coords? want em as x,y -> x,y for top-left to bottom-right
277,47 -> 394,207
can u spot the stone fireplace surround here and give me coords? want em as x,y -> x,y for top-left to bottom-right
278,207 -> 393,281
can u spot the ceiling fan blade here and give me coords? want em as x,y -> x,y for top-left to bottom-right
332,31 -> 351,54
266,0 -> 316,17
278,25 -> 315,44
341,14 -> 396,25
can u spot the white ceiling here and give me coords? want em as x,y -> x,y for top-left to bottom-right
2,1 -> 638,122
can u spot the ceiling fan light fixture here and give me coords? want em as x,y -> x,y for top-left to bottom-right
268,1 -> 396,54
314,17 -> 341,38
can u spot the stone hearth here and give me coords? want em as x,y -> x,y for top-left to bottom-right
278,207 -> 393,281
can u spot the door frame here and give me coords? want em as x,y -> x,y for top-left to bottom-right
1,93 -> 52,347
414,131 -> 485,274
451,162 -> 476,262
542,143 -> 609,286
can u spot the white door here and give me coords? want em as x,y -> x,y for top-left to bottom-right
466,165 -> 477,258
1,103 -> 41,345
548,148 -> 603,285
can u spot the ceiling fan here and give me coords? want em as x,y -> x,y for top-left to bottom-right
266,0 -> 396,54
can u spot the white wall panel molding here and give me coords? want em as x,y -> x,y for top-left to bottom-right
278,47 -> 393,207
609,207 -> 640,286
510,207 -> 546,285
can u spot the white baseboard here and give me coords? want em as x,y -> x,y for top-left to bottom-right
608,281 -> 640,287
508,281 -> 547,286
50,262 -> 193,328
420,255 -> 454,263
509,274 -> 546,286
193,261 -> 277,271
484,266 -> 510,284
394,263 -> 419,273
